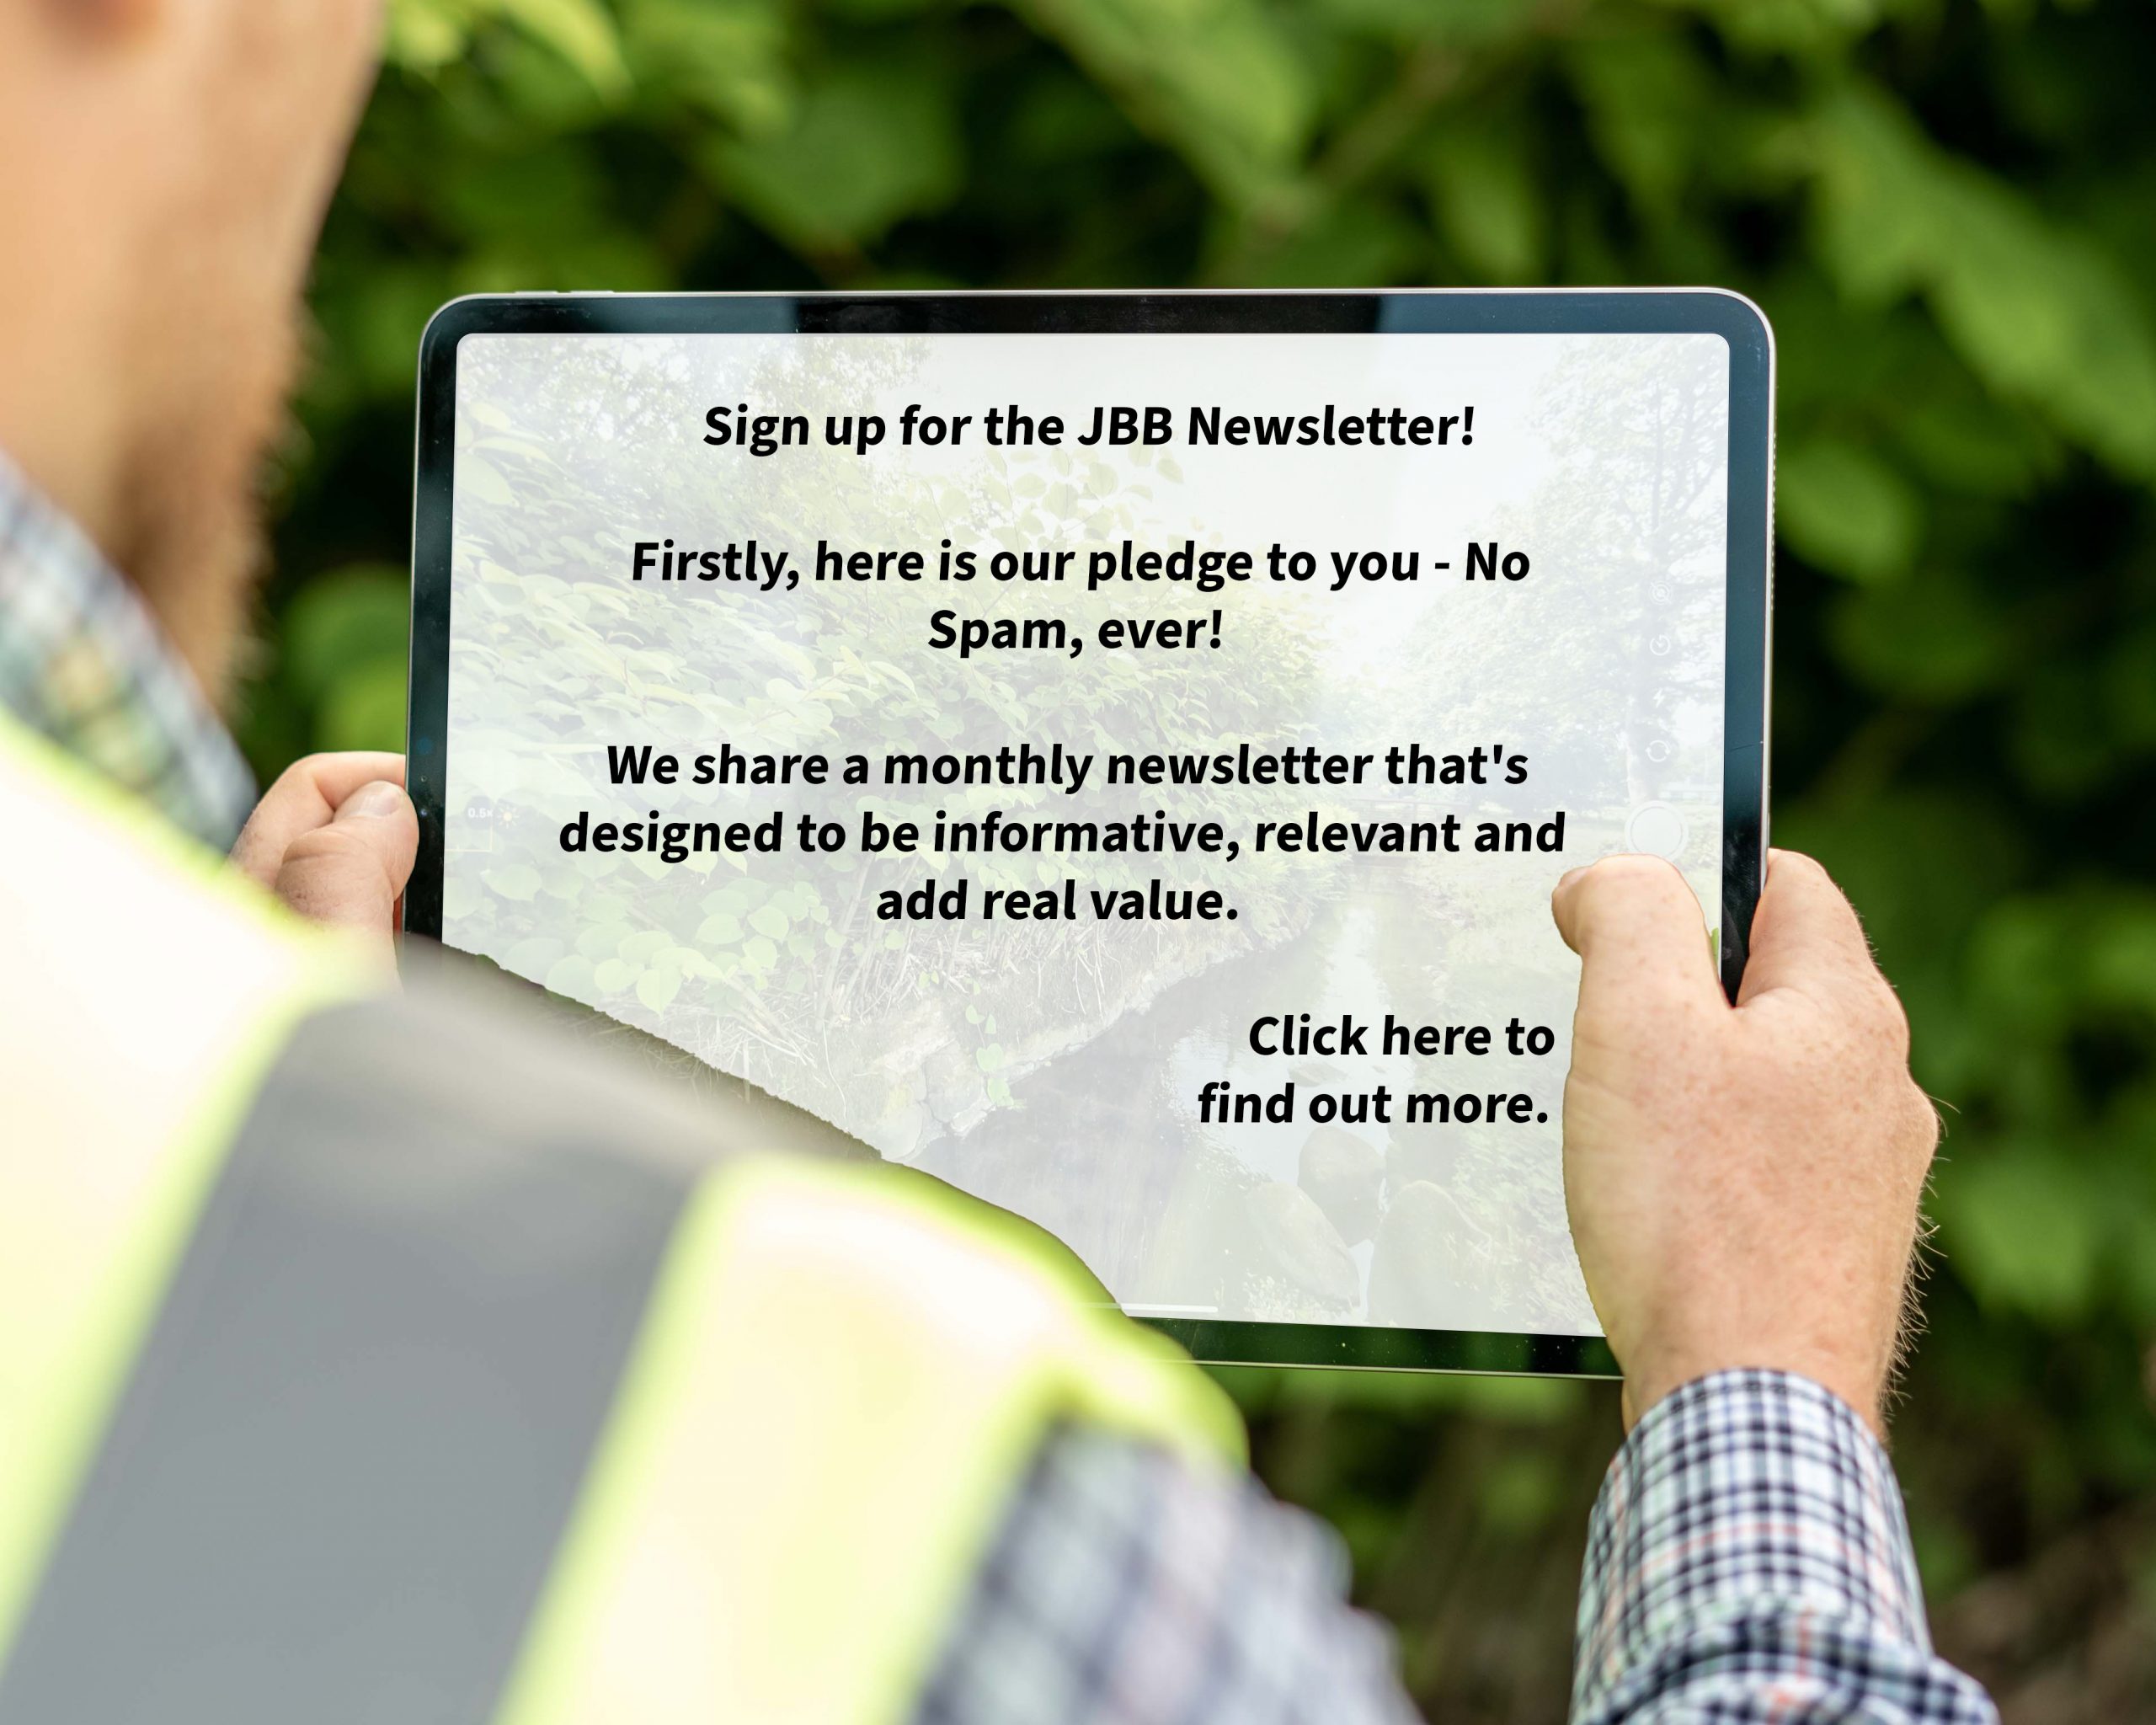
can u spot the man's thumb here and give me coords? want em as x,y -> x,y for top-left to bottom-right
272,779 -> 419,947
1551,854 -> 1723,1027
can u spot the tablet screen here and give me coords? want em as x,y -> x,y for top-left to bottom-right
433,318 -> 1737,1354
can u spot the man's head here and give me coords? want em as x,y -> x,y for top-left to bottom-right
0,0 -> 383,696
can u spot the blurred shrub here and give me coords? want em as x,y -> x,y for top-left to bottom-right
247,2 -> 2156,1715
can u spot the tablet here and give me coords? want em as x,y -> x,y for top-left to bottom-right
405,290 -> 1770,1377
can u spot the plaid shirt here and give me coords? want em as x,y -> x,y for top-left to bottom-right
0,449 -> 1988,1725
0,450 -> 253,848
1572,1371 -> 1995,1723
923,1373 -> 1996,1723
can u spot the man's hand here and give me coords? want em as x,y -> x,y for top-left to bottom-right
230,752 -> 417,966
1552,850 -> 1939,1436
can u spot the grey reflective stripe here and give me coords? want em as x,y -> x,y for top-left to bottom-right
0,970 -> 758,1725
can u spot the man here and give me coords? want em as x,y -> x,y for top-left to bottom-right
0,2 -> 1993,1721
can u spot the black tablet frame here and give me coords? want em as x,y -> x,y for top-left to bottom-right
405,289 -> 1773,1381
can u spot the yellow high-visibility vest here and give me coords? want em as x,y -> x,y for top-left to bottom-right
0,714 -> 1243,1725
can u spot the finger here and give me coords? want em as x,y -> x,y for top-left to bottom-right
271,779 -> 419,958
1735,849 -> 1886,1011
231,751 -> 407,887
1552,853 -> 1723,1028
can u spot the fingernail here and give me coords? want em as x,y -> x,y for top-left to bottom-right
344,780 -> 408,819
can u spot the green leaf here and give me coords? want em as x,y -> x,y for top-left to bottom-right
576,921 -> 635,963
1894,394 -> 2059,499
1418,124 -> 1544,281
1565,30 -> 1714,219
491,0 -> 631,98
483,862 -> 542,901
1935,1151 -> 2102,1322
696,911 -> 744,946
1674,0 -> 1902,57
441,876 -> 481,923
387,0 -> 629,92
1230,196 -> 1422,290
748,905 -> 790,941
635,967 -> 682,1012
1778,440 -> 1923,584
1829,574 -> 2014,702
319,660 -> 408,753
504,935 -> 567,976
1808,83 -> 2156,478
2080,902 -> 2156,1017
1005,0 -> 1312,208
460,453 -> 519,506
384,0 -> 468,70
543,954 -> 597,997
622,0 -> 788,134
284,568 -> 410,700
707,60 -> 963,250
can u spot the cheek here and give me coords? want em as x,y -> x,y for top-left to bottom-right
331,0 -> 388,107
228,7 -> 382,239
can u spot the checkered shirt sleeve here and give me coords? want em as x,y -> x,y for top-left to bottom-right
915,1370 -> 1995,1725
0,448 -> 254,847
1574,1369 -> 1998,1724
914,1423 -> 1420,1725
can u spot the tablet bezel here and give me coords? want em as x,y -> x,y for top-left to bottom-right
405,288 -> 1772,1380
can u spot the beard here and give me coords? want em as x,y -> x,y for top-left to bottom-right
88,0 -> 385,713
107,299 -> 300,709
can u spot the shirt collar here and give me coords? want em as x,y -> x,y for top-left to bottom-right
0,448 -> 255,848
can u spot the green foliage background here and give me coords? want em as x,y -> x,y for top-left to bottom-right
243,3 -> 2156,1715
